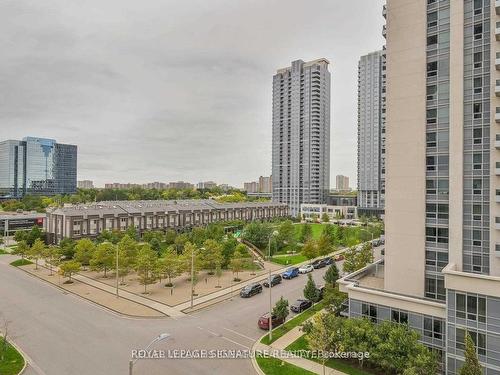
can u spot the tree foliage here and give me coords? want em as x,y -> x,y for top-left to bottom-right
459,332 -> 483,375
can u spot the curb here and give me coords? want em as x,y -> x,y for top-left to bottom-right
9,339 -> 28,375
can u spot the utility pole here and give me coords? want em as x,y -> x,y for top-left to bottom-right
115,245 -> 119,298
190,247 -> 195,309
268,268 -> 273,341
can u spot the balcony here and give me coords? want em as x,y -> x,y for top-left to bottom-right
497,135 -> 500,149
496,244 -> 500,258
496,22 -> 500,41
497,53 -> 500,70
382,25 -> 386,39
382,4 -> 387,19
496,191 -> 500,203
496,108 -> 500,122
496,217 -> 500,230
496,80 -> 500,97
497,0 -> 500,14
496,162 -> 500,175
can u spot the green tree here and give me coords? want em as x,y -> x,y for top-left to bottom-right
272,297 -> 290,322
306,313 -> 342,375
165,229 -> 177,245
74,238 -> 96,268
190,227 -> 207,246
221,237 -> 238,267
342,247 -> 360,274
157,249 -> 181,287
321,213 -> 330,223
59,238 -> 76,259
125,225 -> 139,241
323,263 -> 339,286
459,332 -> 483,375
275,220 -> 296,251
300,223 -> 313,243
316,234 -> 332,257
26,226 -> 44,246
28,238 -> 45,270
323,284 -> 347,314
12,240 -> 29,260
43,246 -> 61,276
303,273 -> 319,302
135,244 -> 158,294
59,261 -> 81,283
90,242 -> 115,277
241,222 -> 273,250
149,238 -> 161,254
301,239 -> 318,261
215,263 -> 223,288
200,239 -> 223,274
174,233 -> 190,254
321,224 -> 338,245
404,348 -> 440,375
230,248 -> 244,281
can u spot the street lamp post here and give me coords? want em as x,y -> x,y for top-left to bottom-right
115,245 -> 119,298
267,230 -> 278,342
129,333 -> 170,375
190,247 -> 195,309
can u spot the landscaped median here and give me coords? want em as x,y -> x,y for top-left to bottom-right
260,301 -> 326,345
0,340 -> 26,375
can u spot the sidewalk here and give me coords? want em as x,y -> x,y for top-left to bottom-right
252,311 -> 348,375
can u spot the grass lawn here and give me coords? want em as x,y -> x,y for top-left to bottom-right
271,254 -> 307,266
10,259 -> 33,267
260,301 -> 325,345
0,341 -> 25,375
256,356 -> 315,375
285,335 -> 376,375
0,249 -> 7,255
294,224 -> 324,241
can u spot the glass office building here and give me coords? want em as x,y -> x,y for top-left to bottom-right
0,137 -> 77,198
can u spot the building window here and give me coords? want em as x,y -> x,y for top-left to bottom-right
427,85 -> 437,101
456,328 -> 486,356
473,128 -> 482,144
473,77 -> 482,94
427,132 -> 437,147
362,303 -> 377,323
425,276 -> 446,301
391,309 -> 408,325
473,103 -> 482,119
473,23 -> 483,40
473,52 -> 483,68
428,11 -> 438,28
473,179 -> 482,195
456,293 -> 486,323
424,316 -> 443,339
427,34 -> 438,47
427,61 -> 438,77
473,153 -> 482,170
426,227 -> 448,244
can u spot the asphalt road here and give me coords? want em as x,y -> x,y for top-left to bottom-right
0,255 -> 335,375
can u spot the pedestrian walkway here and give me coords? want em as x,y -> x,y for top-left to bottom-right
73,272 -> 187,318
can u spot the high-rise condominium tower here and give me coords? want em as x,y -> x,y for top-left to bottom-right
272,59 -> 331,216
357,50 -> 386,217
0,137 -> 77,198
340,2 -> 500,374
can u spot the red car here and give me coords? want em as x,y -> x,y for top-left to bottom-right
335,254 -> 345,261
258,313 -> 285,330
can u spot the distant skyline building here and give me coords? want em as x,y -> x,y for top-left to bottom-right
244,175 -> 272,194
243,181 -> 259,193
196,181 -> 217,190
77,180 -> 94,189
167,181 -> 194,190
335,175 -> 350,191
0,137 -> 77,198
272,58 -> 331,216
357,50 -> 386,217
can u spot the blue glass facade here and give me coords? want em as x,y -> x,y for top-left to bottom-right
0,137 -> 77,198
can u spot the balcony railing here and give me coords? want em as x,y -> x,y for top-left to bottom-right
497,0 -> 500,15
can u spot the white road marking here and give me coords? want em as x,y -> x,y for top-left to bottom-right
197,326 -> 250,350
222,327 -> 256,342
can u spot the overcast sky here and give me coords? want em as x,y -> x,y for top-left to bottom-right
0,0 -> 384,188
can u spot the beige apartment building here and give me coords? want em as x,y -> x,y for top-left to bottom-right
340,1 -> 500,373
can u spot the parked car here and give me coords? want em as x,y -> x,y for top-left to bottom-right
381,249 -> 385,256
334,254 -> 345,262
282,267 -> 300,279
316,285 -> 325,301
240,283 -> 263,298
258,313 -> 285,330
311,259 -> 326,269
322,257 -> 334,265
298,264 -> 314,274
263,274 -> 282,288
290,299 -> 313,313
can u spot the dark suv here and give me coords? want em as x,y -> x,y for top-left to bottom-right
311,259 -> 326,269
290,299 -> 313,313
240,283 -> 263,298
263,274 -> 282,288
